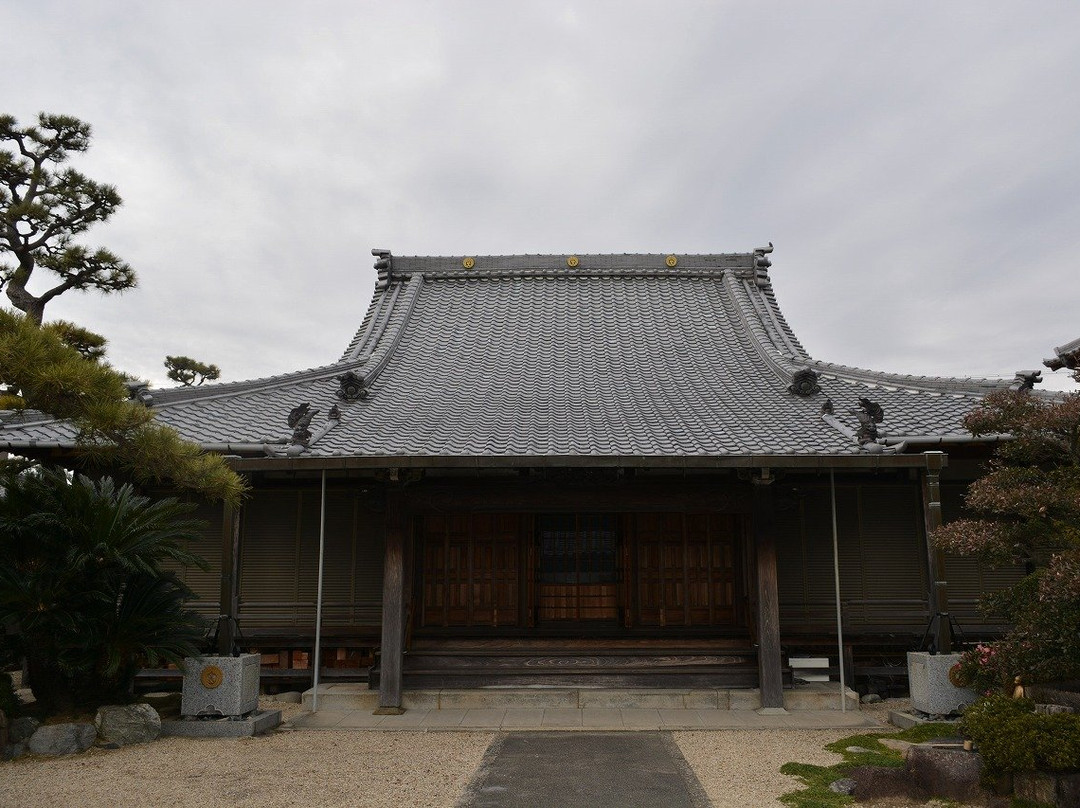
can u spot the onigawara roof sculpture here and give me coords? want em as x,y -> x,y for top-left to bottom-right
1,247 -> 1021,464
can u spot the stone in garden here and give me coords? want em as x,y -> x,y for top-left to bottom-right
907,652 -> 976,715
140,691 -> 182,715
95,703 -> 161,746
1035,702 -> 1074,715
860,693 -> 882,704
828,778 -> 856,795
906,746 -> 985,804
1015,770 -> 1080,807
8,716 -> 41,743
275,691 -> 303,703
846,745 -> 875,754
848,765 -> 925,802
27,722 -> 96,756
2,741 -> 26,760
879,738 -> 912,753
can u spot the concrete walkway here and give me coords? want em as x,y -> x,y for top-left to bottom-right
457,732 -> 711,808
289,706 -> 880,731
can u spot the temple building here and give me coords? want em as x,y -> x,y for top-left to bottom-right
1,247 -> 1026,711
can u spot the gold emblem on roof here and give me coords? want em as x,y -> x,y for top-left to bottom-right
666,255 -> 678,267
566,256 -> 579,268
462,257 -> 475,269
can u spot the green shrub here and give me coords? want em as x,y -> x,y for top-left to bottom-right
961,694 -> 1080,777
0,468 -> 209,714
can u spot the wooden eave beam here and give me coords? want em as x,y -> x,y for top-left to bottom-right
223,453 -> 942,473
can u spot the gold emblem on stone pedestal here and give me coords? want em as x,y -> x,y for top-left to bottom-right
200,665 -> 224,689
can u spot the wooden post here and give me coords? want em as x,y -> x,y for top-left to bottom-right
217,502 -> 242,656
921,451 -> 951,653
376,488 -> 407,714
752,471 -> 785,711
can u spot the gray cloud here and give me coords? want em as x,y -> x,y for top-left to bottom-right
3,1 -> 1078,390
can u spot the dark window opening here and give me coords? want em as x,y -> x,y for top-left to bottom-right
537,514 -> 618,584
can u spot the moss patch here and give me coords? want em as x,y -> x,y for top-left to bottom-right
779,722 -> 956,807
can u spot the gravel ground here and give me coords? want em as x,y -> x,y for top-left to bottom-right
1,698 -> 493,808
675,728 -> 851,807
3,697 -> 948,808
675,698 -> 954,808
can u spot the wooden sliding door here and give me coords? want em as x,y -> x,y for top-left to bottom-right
635,513 -> 739,627
420,513 -> 521,627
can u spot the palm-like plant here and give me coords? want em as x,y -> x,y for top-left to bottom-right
0,467 -> 209,713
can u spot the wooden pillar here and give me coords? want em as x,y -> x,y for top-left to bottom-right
376,488 -> 407,714
752,471 -> 785,711
921,451 -> 951,653
217,502 -> 242,656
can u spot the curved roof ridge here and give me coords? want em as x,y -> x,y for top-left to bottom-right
148,360 -> 363,408
807,359 -> 1012,396
339,278 -> 392,361
723,272 -> 809,385
354,273 -> 424,388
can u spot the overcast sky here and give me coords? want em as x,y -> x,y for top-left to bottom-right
4,2 -> 1079,391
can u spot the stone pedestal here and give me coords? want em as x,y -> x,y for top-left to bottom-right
181,654 -> 260,717
907,652 -> 975,715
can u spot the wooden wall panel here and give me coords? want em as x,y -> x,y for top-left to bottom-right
236,487 -> 384,631
777,482 -> 928,632
161,500 -> 224,619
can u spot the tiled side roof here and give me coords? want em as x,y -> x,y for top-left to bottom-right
0,251 -> 1014,460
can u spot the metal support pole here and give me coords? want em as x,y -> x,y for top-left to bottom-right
830,469 -> 847,712
312,470 -> 327,711
922,451 -> 951,653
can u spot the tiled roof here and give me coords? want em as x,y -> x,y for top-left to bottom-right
1,251 -> 1014,462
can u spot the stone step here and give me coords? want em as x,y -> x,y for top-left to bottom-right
301,682 -> 858,712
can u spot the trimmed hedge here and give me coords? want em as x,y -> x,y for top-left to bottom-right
961,694 -> 1080,777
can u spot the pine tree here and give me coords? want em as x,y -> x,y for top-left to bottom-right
0,113 -> 135,323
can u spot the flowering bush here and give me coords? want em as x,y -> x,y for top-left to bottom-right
933,389 -> 1080,688
949,643 -> 1013,695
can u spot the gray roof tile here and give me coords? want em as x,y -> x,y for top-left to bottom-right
1,252 -> 1016,460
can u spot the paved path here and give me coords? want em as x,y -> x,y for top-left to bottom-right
290,706 -> 880,731
456,732 -> 711,808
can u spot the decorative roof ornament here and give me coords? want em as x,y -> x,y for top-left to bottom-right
789,368 -> 821,397
372,248 -> 392,290
1009,370 -> 1043,392
126,382 -> 154,408
328,404 -> 341,421
821,397 -> 834,415
1043,337 -> 1080,372
850,397 -> 884,444
287,403 -> 318,446
336,371 -> 369,401
751,242 -> 773,287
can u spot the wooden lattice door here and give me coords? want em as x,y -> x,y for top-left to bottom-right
420,513 -> 520,627
635,513 -> 739,627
